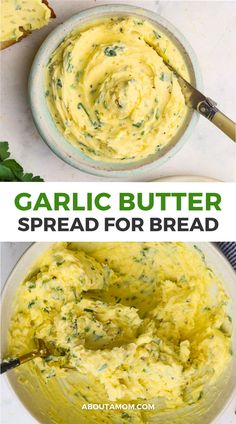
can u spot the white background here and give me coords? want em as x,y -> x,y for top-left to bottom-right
0,0 -> 236,182
0,242 -> 236,424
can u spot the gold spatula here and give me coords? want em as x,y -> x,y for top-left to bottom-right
1,339 -> 51,374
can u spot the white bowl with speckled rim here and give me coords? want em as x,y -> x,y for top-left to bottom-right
29,4 -> 203,179
1,242 -> 236,424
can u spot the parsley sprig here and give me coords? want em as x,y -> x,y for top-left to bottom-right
0,142 -> 44,182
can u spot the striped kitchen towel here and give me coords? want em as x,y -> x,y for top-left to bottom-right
216,242 -> 236,271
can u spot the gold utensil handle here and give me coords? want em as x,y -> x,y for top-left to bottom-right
212,111 -> 236,142
19,351 -> 40,364
197,99 -> 236,142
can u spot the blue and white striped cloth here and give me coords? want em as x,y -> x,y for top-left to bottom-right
216,242 -> 236,271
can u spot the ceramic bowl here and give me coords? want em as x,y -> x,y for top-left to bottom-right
29,4 -> 203,178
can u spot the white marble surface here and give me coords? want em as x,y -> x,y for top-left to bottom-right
0,0 -> 236,182
1,242 -> 236,424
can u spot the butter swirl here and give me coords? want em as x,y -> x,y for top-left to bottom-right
45,17 -> 189,162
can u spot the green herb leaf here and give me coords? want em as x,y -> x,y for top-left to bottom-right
104,45 -> 124,57
20,173 -> 44,182
98,363 -> 108,372
0,142 -> 44,182
104,46 -> 118,56
132,120 -> 144,128
3,159 -> 23,174
77,103 -> 100,129
121,412 -> 131,419
0,142 -> 10,161
154,30 -> 161,39
56,79 -> 63,88
28,300 -> 36,309
28,282 -> 36,290
0,164 -> 16,181
159,72 -> 165,81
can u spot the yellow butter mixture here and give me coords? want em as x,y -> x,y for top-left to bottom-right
7,242 -> 232,423
45,17 -> 190,162
0,0 -> 51,42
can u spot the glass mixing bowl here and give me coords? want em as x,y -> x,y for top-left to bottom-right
1,242 -> 236,424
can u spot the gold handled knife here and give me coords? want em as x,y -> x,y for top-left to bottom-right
165,62 -> 236,142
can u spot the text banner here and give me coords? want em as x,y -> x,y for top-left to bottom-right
0,182 -> 235,242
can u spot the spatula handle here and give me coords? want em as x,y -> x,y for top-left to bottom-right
197,98 -> 236,142
0,358 -> 20,374
1,351 -> 40,374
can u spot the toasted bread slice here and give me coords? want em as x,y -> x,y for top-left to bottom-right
0,0 -> 56,51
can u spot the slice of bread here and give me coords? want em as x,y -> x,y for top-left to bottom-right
0,0 -> 56,50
